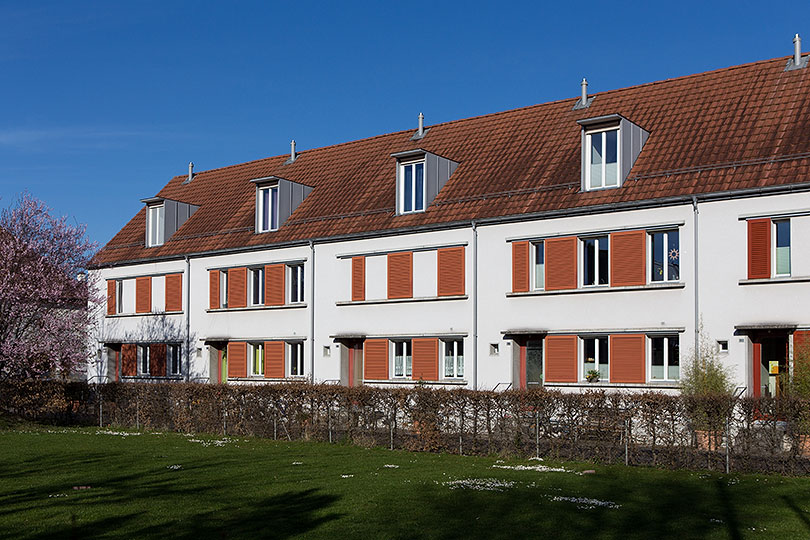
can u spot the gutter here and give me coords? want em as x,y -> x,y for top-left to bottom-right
309,240 -> 315,384
471,220 -> 478,391
184,255 -> 191,382
692,197 -> 700,357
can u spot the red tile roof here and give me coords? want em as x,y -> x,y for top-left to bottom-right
93,55 -> 810,266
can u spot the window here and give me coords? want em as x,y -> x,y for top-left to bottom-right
289,342 -> 304,376
650,230 -> 680,282
249,267 -> 265,306
393,340 -> 412,378
219,270 -> 228,308
716,340 -> 729,353
583,236 -> 609,286
257,184 -> 279,232
532,241 -> 545,290
168,344 -> 181,376
651,336 -> 679,381
582,337 -> 608,381
585,128 -> 619,190
288,264 -> 304,303
147,204 -> 165,247
398,160 -> 425,214
775,220 -> 791,276
137,345 -> 150,375
249,343 -> 264,377
443,340 -> 464,378
115,280 -> 124,314
526,340 -> 543,386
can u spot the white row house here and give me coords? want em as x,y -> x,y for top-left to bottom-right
89,43 -> 810,397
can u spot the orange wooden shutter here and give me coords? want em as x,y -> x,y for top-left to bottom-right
106,280 -> 116,315
364,339 -> 389,380
209,270 -> 220,309
511,241 -> 530,293
438,247 -> 465,296
227,342 -> 247,379
545,335 -> 577,382
387,252 -> 413,299
265,341 -> 285,378
610,230 -> 646,287
351,256 -> 366,301
610,334 -> 646,383
228,267 -> 247,308
150,344 -> 167,377
748,218 -> 771,279
121,344 -> 136,376
412,338 -> 439,381
135,276 -> 152,313
165,273 -> 183,312
265,264 -> 286,306
545,236 -> 578,290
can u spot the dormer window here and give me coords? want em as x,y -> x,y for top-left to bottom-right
399,160 -> 425,214
147,204 -> 165,247
586,127 -> 619,190
257,184 -> 279,232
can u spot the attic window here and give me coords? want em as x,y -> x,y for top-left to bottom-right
585,126 -> 619,190
398,159 -> 425,214
257,183 -> 279,232
147,204 -> 165,247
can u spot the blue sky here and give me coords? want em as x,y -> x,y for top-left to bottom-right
0,1 -> 807,246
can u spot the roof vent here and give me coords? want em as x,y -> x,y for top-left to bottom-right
572,78 -> 593,110
411,112 -> 429,140
184,162 -> 194,184
786,33 -> 807,71
286,140 -> 297,164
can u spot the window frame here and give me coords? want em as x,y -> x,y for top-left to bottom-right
442,339 -> 464,379
137,345 -> 150,375
648,229 -> 680,283
649,335 -> 680,382
581,235 -> 610,287
288,263 -> 305,304
168,344 -> 182,376
392,340 -> 413,378
584,126 -> 621,191
397,159 -> 426,215
146,204 -> 165,247
257,184 -> 280,233
581,336 -> 609,382
115,279 -> 124,314
288,341 -> 305,377
773,219 -> 791,277
219,270 -> 228,308
248,342 -> 264,377
249,267 -> 265,306
531,241 -> 545,291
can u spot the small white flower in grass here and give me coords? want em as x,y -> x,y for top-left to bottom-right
442,478 -> 515,492
167,464 -> 182,470
550,496 -> 620,510
48,493 -> 68,498
341,474 -> 354,478
292,462 -> 303,465
492,464 -> 576,474
528,457 -> 544,462
383,464 -> 399,468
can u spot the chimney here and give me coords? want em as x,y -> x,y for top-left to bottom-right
418,112 -> 425,138
581,78 -> 588,104
795,33 -> 802,66
290,139 -> 297,163
188,162 -> 194,183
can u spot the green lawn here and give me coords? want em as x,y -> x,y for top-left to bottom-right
2,427 -> 810,539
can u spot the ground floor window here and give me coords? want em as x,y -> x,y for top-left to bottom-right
650,336 -> 679,380
443,339 -> 464,378
289,342 -> 304,376
137,345 -> 150,375
168,344 -> 182,376
582,337 -> 608,381
393,340 -> 412,378
249,343 -> 264,376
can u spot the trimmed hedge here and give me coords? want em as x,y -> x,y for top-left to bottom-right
3,380 -> 810,475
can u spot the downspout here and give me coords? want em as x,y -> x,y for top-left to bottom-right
184,255 -> 191,382
472,220 -> 478,390
309,240 -> 315,384
692,196 -> 700,357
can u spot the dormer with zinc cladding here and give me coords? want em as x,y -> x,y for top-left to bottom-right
251,175 -> 313,233
391,148 -> 459,215
140,197 -> 199,248
577,114 -> 649,192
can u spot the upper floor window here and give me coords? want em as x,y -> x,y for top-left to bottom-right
650,230 -> 680,282
249,267 -> 265,306
585,128 -> 619,190
398,160 -> 425,214
583,236 -> 609,286
115,279 -> 124,314
532,241 -> 545,290
257,184 -> 279,232
147,204 -> 165,247
775,219 -> 791,276
288,264 -> 305,303
219,270 -> 229,308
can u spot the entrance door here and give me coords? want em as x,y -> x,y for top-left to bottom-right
753,336 -> 788,397
219,348 -> 228,383
348,342 -> 363,387
526,340 -> 543,387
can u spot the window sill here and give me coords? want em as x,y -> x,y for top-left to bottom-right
507,282 -> 684,298
121,375 -> 184,381
363,379 -> 468,386
228,377 -> 308,383
545,381 -> 680,389
337,295 -> 467,306
739,276 -> 810,285
106,311 -> 183,318
207,304 -> 307,313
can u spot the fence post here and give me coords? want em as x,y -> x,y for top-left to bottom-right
274,417 -> 278,441
624,419 -> 629,466
725,415 -> 730,475
97,385 -> 103,428
389,413 -> 394,451
535,412 -> 540,459
135,393 -> 140,431
328,405 -> 332,444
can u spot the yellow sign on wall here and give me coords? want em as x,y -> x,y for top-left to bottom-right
769,361 -> 779,375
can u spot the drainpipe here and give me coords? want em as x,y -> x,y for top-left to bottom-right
692,196 -> 700,358
184,255 -> 191,382
472,220 -> 478,390
309,240 -> 315,384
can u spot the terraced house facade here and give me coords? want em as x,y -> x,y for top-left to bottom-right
89,45 -> 810,398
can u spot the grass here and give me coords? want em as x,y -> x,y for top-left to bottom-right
1,427 -> 810,539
